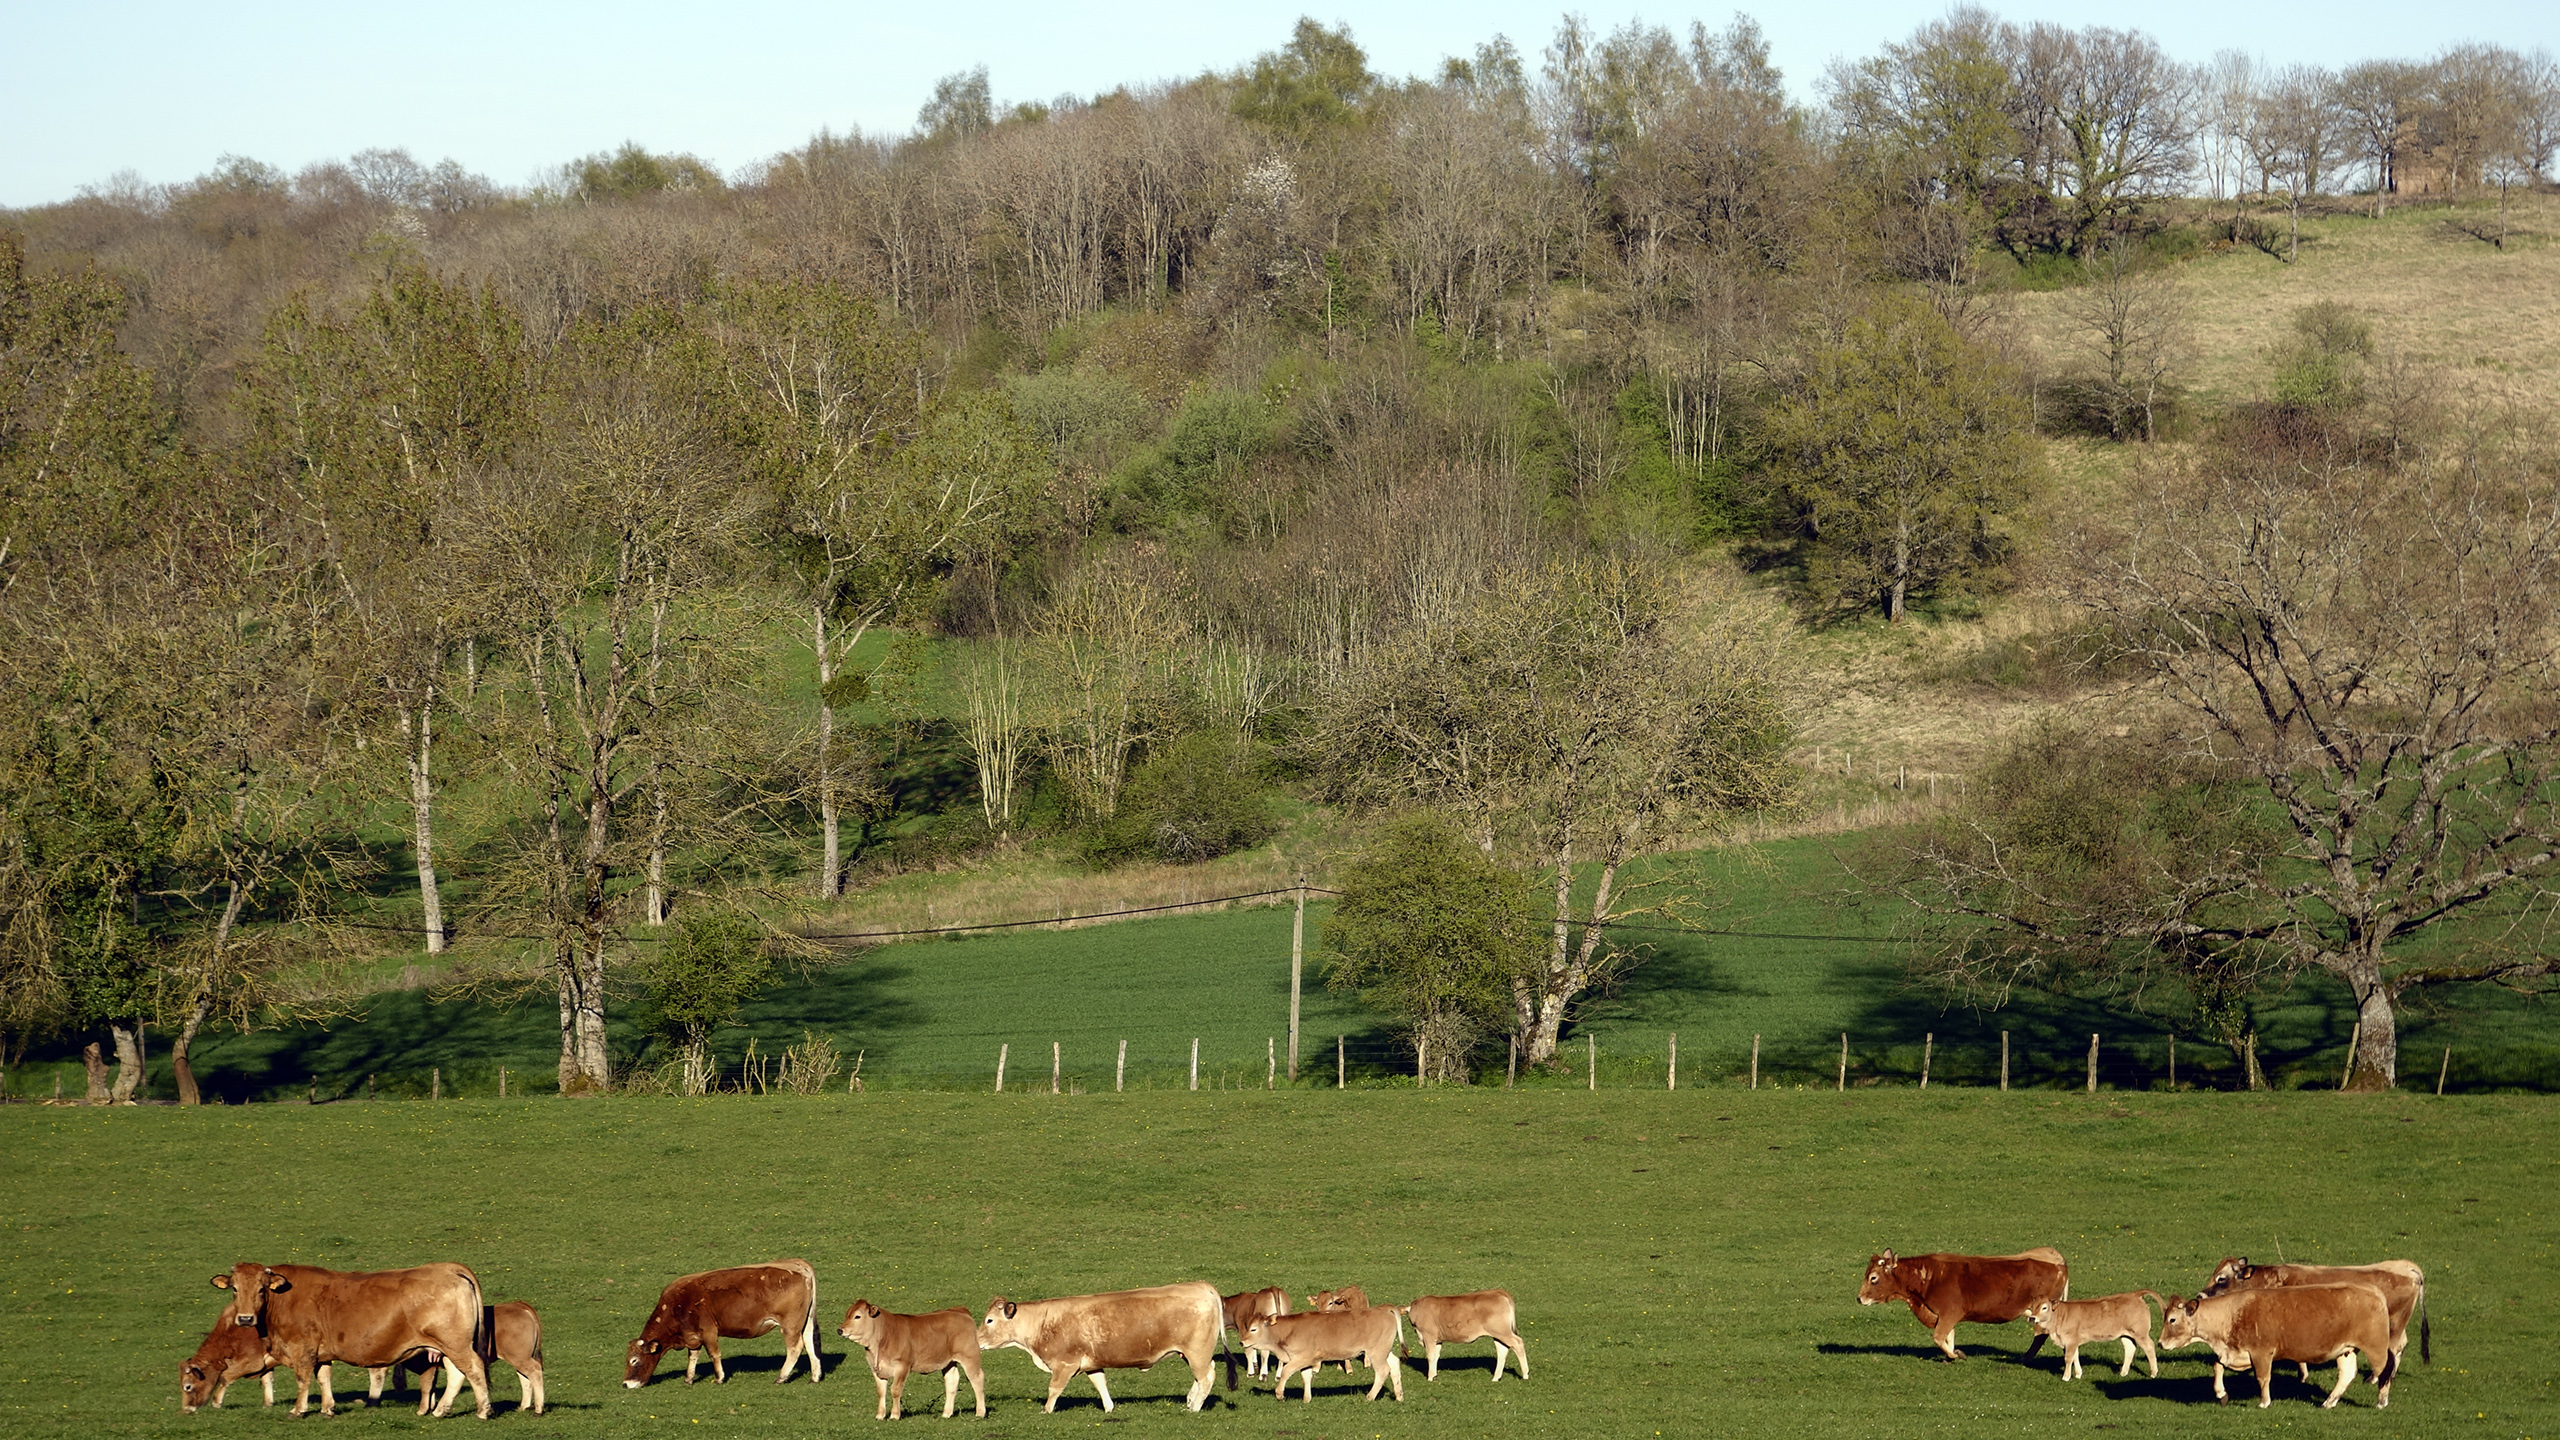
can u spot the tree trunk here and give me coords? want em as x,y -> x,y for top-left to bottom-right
2341,962 -> 2399,1091
556,935 -> 611,1095
401,695 -> 446,954
109,1021 -> 144,1103
814,604 -> 842,898
172,992 -> 215,1107
1888,518 -> 1911,622
83,1041 -> 110,1103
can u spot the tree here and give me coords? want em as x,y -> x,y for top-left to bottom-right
1232,19 -> 1375,142
1324,812 -> 1544,1081
637,909 -> 770,1094
2063,413 -> 2560,1089
2261,65 -> 2343,263
1761,294 -> 2038,622
1312,558 -> 1795,1064
2060,233 -> 2189,442
2334,59 -> 2426,216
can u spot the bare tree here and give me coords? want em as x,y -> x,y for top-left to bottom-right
2262,65 -> 2344,263
2334,59 -> 2427,215
2061,234 -> 2190,442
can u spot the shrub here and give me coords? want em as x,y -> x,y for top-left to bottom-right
1082,731 -> 1277,866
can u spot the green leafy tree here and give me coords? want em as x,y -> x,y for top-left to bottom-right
638,910 -> 771,1094
569,143 -> 726,202
1232,19 -> 1375,141
1762,294 -> 2037,622
1082,731 -> 1276,866
1324,812 -> 1543,1081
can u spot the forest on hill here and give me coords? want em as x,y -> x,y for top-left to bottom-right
5,11 -> 2559,1104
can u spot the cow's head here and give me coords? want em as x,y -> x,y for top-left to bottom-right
839,1300 -> 883,1346
212,1265 -> 286,1328
1857,1251 -> 1900,1305
2157,1294 -> 2205,1349
2201,1257 -> 2251,1295
2026,1299 -> 2057,1335
1242,1315 -> 1272,1348
623,1336 -> 666,1389
978,1298 -> 1024,1353
179,1359 -> 214,1414
1309,1285 -> 1368,1312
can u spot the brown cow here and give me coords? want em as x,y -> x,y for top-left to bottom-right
2204,1257 -> 2429,1370
212,1262 -> 492,1418
1856,1248 -> 2069,1361
1221,1288 -> 1291,1382
838,1300 -> 986,1420
2160,1285 -> 2398,1409
178,1316 -> 280,1413
625,1260 -> 822,1388
1307,1285 -> 1369,1313
1402,1291 -> 1529,1382
2026,1292 -> 2161,1380
396,1302 -> 547,1416
1244,1307 -> 1404,1402
976,1282 -> 1222,1413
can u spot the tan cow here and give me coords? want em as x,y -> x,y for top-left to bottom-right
178,1316 -> 280,1413
2160,1286 -> 2398,1409
976,1283 -> 1222,1413
838,1300 -> 986,1419
1244,1306 -> 1404,1402
1857,1248 -> 2070,1361
397,1302 -> 547,1416
1221,1287 -> 1291,1382
1307,1285 -> 1369,1313
2027,1292 -> 2161,1380
2204,1257 -> 2429,1370
625,1261 -> 823,1388
1403,1291 -> 1530,1381
212,1262 -> 492,1418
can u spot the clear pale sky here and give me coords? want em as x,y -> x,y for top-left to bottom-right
5,1 -> 2552,209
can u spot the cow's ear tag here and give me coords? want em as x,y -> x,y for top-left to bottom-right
265,1275 -> 291,1293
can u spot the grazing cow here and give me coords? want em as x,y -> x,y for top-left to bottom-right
1221,1288 -> 1291,1382
394,1302 -> 547,1416
178,1317 -> 280,1413
212,1262 -> 492,1418
2204,1257 -> 2429,1369
1307,1285 -> 1369,1314
976,1283 -> 1222,1413
2160,1285 -> 2397,1409
1244,1306 -> 1404,1402
838,1300 -> 986,1420
1856,1248 -> 2070,1361
2027,1292 -> 2161,1380
624,1261 -> 823,1388
1401,1291 -> 1530,1382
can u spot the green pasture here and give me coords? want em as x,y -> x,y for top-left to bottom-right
19,836 -> 2553,1104
1,1090 -> 2552,1440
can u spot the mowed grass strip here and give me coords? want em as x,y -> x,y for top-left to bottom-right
0,1090 -> 2549,1439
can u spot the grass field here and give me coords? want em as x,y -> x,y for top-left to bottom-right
1,1090 -> 2551,1439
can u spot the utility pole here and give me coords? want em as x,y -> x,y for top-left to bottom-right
1288,872 -> 1305,1082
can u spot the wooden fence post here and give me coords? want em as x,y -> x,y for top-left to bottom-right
367,1074 -> 375,1102
995,1043 -> 1008,1094
2001,1031 -> 2010,1091
431,1068 -> 440,1102
1417,1033 -> 1427,1086
1838,1034 -> 1847,1091
1668,1033 -> 1678,1091
1116,1039 -> 1127,1093
2339,1019 -> 2362,1091
1052,1041 -> 1061,1096
1750,1034 -> 1760,1091
2168,1036 -> 2176,1090
2437,1046 -> 2451,1096
499,1067 -> 507,1100
2086,1034 -> 2098,1093
1587,1033 -> 1596,1091
1267,1037 -> 1275,1091
309,1078 -> 316,1105
1920,1034 -> 1932,1090
1337,1035 -> 1344,1090
1190,1038 -> 1199,1092
1288,878 -> 1304,1082
1507,1036 -> 1517,1089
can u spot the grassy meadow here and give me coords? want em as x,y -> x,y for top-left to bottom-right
1,1089 -> 2551,1440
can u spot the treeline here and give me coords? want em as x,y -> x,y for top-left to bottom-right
4,12 -> 2557,1100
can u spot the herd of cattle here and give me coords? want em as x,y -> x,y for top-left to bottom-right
1858,1247 -> 2431,1409
175,1246 -> 2427,1419
176,1259 -> 1526,1420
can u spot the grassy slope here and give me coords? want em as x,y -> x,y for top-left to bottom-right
1,1090 -> 2552,1439
32,837 -> 2551,1102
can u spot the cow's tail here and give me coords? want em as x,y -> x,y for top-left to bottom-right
1394,1306 -> 1410,1361
2418,1276 -> 2431,1365
1222,1322 -> 1238,1393
475,1305 -> 498,1374
2376,1338 -> 2401,1392
2136,1291 -> 2164,1318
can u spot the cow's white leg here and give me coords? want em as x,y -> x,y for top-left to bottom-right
1492,1341 -> 1510,1381
1086,1370 -> 1115,1412
2211,1362 -> 2228,1404
776,1330 -> 800,1385
367,1367 -> 388,1405
941,1364 -> 960,1418
890,1368 -> 911,1420
262,1371 -> 277,1405
710,1340 -> 727,1384
1425,1341 -> 1441,1380
317,1361 -> 339,1417
871,1371 -> 890,1420
685,1349 -> 700,1384
2116,1338 -> 2136,1378
289,1363 -> 315,1417
2322,1352 -> 2355,1410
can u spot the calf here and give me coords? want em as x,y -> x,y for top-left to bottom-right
1244,1306 -> 1405,1402
1221,1287 -> 1291,1383
2027,1292 -> 2161,1381
625,1260 -> 823,1388
178,1317 -> 279,1413
2160,1285 -> 2397,1409
1857,1248 -> 2069,1361
213,1261 -> 492,1418
1403,1291 -> 1529,1382
976,1283 -> 1222,1413
838,1300 -> 985,1419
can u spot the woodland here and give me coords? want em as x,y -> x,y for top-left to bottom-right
4,11 -> 2559,1103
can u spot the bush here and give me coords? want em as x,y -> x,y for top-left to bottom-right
1323,812 -> 1544,1083
1082,731 -> 1278,866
